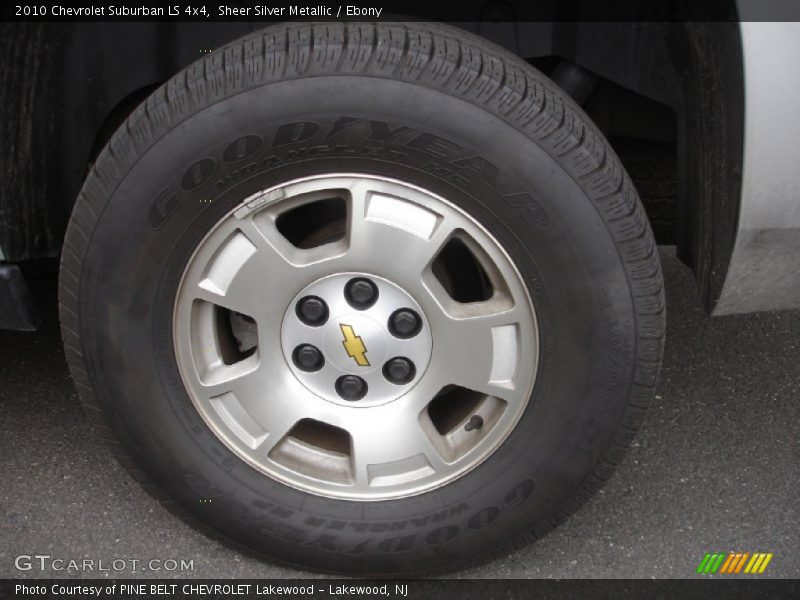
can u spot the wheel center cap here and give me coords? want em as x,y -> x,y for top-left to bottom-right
281,273 -> 432,407
323,314 -> 388,374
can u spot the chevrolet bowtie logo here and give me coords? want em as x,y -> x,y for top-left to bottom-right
339,323 -> 369,367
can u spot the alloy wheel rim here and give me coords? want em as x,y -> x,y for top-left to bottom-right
173,174 -> 539,500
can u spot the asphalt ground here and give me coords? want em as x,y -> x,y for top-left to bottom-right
1,247 -> 798,579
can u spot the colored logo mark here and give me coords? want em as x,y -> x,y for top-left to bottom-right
339,323 -> 369,367
696,552 -> 773,575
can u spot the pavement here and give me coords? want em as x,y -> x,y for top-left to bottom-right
1,247 -> 798,579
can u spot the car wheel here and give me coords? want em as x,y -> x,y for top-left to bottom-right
59,22 -> 665,574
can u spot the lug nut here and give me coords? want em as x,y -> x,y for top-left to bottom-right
388,308 -> 422,339
383,357 -> 416,385
292,344 -> 324,372
345,277 -> 378,310
335,375 -> 368,401
296,295 -> 328,326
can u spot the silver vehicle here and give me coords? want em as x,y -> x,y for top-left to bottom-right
1,12 -> 798,574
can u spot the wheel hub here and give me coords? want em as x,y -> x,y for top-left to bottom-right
281,273 -> 432,407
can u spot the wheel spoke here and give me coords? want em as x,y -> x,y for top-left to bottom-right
242,213 -> 348,278
428,301 -> 530,403
201,363 -> 311,452
346,409 -> 448,488
184,211 -> 352,318
346,181 -> 457,287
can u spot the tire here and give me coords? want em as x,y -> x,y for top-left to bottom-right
59,22 -> 665,575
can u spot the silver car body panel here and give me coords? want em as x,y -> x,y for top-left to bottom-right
714,18 -> 800,314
